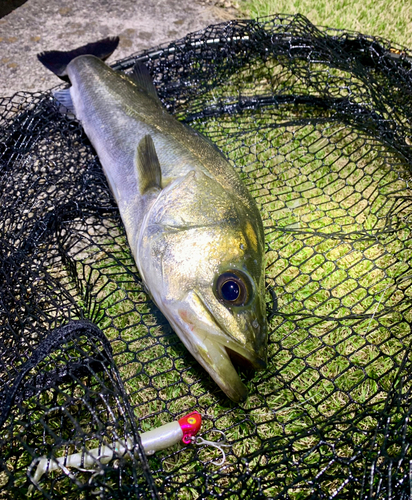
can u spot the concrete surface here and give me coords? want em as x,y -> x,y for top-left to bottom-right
0,0 -> 240,96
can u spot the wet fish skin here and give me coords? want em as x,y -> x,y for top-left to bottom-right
39,41 -> 267,402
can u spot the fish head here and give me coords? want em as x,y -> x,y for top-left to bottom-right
138,170 -> 267,402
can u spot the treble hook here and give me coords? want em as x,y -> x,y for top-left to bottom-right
192,430 -> 231,466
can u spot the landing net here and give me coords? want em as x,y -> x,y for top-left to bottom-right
1,14 -> 412,499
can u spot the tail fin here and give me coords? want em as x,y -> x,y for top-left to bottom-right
37,36 -> 119,80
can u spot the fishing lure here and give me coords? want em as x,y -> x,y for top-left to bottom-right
28,411 -> 202,492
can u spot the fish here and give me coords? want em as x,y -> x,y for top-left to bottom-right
38,37 -> 267,403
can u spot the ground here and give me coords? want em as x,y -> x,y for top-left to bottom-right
0,0 -> 239,96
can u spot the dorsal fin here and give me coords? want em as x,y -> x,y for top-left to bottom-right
38,37 -> 119,81
129,63 -> 160,101
136,135 -> 162,194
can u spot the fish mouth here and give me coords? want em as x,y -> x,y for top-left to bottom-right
172,291 -> 266,403
225,345 -> 266,371
182,292 -> 266,403
196,334 -> 266,403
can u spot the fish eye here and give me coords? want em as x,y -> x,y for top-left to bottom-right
215,271 -> 249,306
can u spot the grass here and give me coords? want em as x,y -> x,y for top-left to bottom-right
239,0 -> 412,48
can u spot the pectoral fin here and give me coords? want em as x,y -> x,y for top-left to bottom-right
53,88 -> 76,115
136,135 -> 162,194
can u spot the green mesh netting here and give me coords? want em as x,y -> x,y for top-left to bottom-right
1,13 -> 412,499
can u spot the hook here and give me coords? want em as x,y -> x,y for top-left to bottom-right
192,430 -> 231,466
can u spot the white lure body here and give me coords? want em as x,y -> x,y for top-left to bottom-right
28,412 -> 201,493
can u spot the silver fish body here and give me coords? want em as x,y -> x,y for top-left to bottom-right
42,44 -> 267,402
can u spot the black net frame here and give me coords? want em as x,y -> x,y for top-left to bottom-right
1,13 -> 412,499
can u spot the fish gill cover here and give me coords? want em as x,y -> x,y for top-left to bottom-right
1,13 -> 412,499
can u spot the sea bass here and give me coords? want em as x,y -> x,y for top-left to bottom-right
38,37 -> 267,402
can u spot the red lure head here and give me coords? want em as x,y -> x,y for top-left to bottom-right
178,411 -> 202,444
